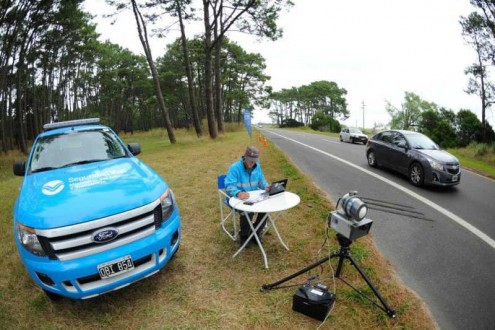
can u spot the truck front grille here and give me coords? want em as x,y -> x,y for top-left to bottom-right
36,199 -> 161,261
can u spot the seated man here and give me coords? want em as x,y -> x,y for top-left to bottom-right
225,146 -> 269,246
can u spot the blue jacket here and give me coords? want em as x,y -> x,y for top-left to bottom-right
225,157 -> 269,197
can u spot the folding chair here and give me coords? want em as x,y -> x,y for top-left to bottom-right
218,174 -> 238,240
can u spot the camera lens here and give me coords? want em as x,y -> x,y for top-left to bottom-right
342,196 -> 367,221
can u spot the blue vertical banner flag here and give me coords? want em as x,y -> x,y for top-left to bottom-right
243,108 -> 252,138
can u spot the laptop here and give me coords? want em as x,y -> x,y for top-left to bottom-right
262,179 -> 288,196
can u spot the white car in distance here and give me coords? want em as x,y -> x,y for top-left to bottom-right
340,127 -> 368,144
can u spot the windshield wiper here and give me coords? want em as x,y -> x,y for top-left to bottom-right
31,166 -> 58,173
62,159 -> 107,167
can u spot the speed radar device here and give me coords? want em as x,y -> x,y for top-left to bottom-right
329,191 -> 372,240
262,191 -> 395,319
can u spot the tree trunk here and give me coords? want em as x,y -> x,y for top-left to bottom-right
0,65 -> 8,152
214,5 -> 224,134
202,0 -> 218,139
478,46 -> 487,142
16,65 -> 27,154
131,0 -> 176,144
176,0 -> 202,137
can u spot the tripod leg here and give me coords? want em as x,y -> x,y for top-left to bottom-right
334,252 -> 346,277
261,255 -> 333,291
346,254 -> 396,318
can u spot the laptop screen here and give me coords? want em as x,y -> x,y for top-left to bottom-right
268,179 -> 288,196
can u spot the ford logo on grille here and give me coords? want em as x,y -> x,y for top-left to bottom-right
92,228 -> 119,243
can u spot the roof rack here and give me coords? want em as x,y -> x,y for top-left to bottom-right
43,118 -> 101,131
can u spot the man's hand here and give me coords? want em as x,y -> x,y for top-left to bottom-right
237,192 -> 250,200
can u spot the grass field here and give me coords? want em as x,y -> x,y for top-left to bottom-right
0,126 -> 436,329
448,143 -> 495,179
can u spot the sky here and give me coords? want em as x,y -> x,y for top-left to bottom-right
83,0 -> 493,128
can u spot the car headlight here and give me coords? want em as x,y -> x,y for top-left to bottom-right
16,223 -> 46,256
428,159 -> 444,171
160,189 -> 176,223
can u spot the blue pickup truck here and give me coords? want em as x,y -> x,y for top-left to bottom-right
13,118 -> 181,300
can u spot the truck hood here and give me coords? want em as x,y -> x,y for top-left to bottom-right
417,149 -> 459,164
15,158 -> 167,229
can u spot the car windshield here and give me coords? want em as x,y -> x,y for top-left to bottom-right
406,133 -> 438,150
29,129 -> 128,173
349,128 -> 363,134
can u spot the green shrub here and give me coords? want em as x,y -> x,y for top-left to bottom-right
309,111 -> 341,133
475,143 -> 489,156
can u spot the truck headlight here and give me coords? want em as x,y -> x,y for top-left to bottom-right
160,189 -> 176,223
428,159 -> 443,171
16,223 -> 46,256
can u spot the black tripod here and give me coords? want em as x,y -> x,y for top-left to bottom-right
261,234 -> 396,318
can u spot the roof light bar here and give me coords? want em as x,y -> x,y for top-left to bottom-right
43,118 -> 100,131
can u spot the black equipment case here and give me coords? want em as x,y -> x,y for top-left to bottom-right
292,284 -> 336,321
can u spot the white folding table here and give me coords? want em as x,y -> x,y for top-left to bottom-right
229,190 -> 300,268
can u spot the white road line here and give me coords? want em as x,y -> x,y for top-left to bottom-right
269,130 -> 495,250
466,167 -> 495,182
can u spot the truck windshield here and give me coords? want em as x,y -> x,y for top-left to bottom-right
30,130 -> 127,173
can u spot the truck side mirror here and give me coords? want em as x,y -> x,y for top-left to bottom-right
127,143 -> 141,156
13,161 -> 26,176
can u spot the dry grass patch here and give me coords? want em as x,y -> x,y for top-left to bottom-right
0,127 -> 436,329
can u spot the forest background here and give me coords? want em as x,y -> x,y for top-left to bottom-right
2,0 -> 495,156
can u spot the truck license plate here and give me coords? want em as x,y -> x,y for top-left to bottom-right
98,255 -> 134,279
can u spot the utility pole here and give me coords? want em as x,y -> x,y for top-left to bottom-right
362,101 -> 366,130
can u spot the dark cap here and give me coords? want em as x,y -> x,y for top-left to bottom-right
244,146 -> 259,162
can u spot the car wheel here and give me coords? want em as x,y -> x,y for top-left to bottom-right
351,137 -> 355,144
339,135 -> 343,142
170,245 -> 180,260
367,150 -> 378,167
43,289 -> 63,301
409,163 -> 424,187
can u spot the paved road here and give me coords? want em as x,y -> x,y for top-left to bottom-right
261,128 -> 495,330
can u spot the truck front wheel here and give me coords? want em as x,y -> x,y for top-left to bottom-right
43,289 -> 63,301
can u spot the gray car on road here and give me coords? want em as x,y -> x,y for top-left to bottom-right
365,130 -> 461,187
